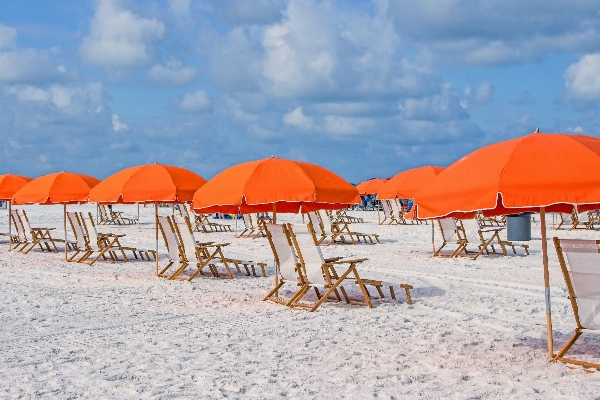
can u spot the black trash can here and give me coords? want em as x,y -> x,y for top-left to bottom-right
506,213 -> 532,241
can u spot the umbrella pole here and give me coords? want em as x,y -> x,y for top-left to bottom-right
63,204 -> 67,261
273,203 -> 278,297
540,207 -> 554,358
155,202 -> 159,276
138,203 -> 140,230
8,200 -> 11,251
431,220 -> 435,255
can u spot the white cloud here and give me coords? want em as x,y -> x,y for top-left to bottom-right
324,115 -> 372,135
147,59 -> 197,86
262,1 -> 337,97
0,24 -> 17,50
16,86 -> 51,103
283,106 -> 314,130
168,0 -> 191,24
0,49 -> 61,83
112,114 -> 128,132
79,0 -> 165,68
179,90 -> 211,112
475,81 -> 493,104
564,53 -> 600,101
388,0 -> 600,67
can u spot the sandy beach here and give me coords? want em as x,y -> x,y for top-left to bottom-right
0,204 -> 597,398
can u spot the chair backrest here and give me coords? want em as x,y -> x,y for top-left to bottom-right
560,213 -> 573,224
264,223 -> 298,282
307,212 -> 324,236
174,216 -> 199,263
158,215 -> 181,262
98,204 -> 109,220
180,203 -> 191,219
317,210 -> 332,233
382,200 -> 392,217
68,212 -> 87,249
242,214 -> 253,230
556,239 -> 600,330
288,224 -> 327,285
438,218 -> 458,242
459,218 -> 482,243
390,199 -> 402,216
81,213 -> 101,251
11,209 -> 26,241
18,210 -> 33,241
577,212 -> 590,224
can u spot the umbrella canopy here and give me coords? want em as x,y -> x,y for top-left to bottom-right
12,172 -> 100,205
89,164 -> 207,276
378,166 -> 444,200
0,174 -> 33,200
89,164 -> 206,204
412,131 -> 600,361
413,132 -> 600,219
355,178 -> 388,196
192,158 -> 360,214
12,171 -> 100,260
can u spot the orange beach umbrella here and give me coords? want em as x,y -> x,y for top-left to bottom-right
12,172 -> 100,259
0,174 -> 33,251
412,131 -> 600,360
89,164 -> 207,275
192,157 -> 360,215
89,164 -> 206,204
378,166 -> 444,200
355,178 -> 388,196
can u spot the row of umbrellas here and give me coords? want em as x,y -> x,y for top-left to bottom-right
3,130 -> 600,362
355,165 -> 444,200
0,159 -> 362,273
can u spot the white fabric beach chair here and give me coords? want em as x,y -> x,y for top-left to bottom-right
287,224 -> 413,311
157,215 -> 186,278
16,209 -> 58,254
455,218 -> 507,260
307,212 -> 327,245
67,212 -> 90,262
390,199 -> 407,225
176,215 -> 266,277
263,223 -> 306,306
285,223 -> 375,311
237,214 -> 255,238
433,218 -> 463,257
10,209 -> 29,252
553,238 -> 600,369
78,212 -> 129,265
380,200 -> 396,225
317,210 -> 356,245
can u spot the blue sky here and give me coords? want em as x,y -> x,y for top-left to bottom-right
1,0 -> 600,183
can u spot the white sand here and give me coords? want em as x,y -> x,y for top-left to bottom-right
0,204 -> 598,398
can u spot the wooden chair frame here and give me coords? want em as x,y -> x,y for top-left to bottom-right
552,237 -> 600,369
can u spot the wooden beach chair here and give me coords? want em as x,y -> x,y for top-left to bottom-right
289,223 -> 412,306
317,210 -> 357,245
321,210 -> 379,245
16,209 -> 59,254
552,238 -> 600,369
67,212 -> 90,262
263,223 -> 307,306
455,218 -> 507,260
572,212 -> 598,230
10,209 -> 30,251
433,218 -> 463,257
380,200 -> 398,225
157,215 -> 186,278
77,212 -> 130,265
237,214 -> 255,238
557,213 -> 574,230
307,212 -> 327,245
285,223 -> 373,311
